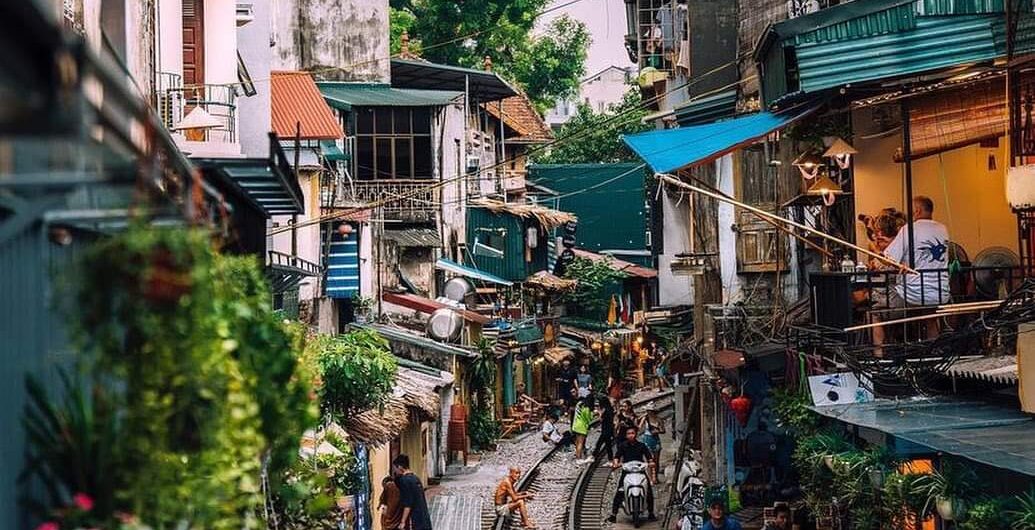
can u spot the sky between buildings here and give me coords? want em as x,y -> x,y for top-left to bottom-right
539,0 -> 635,78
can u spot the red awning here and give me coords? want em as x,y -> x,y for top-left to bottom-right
572,248 -> 657,279
271,71 -> 344,140
383,292 -> 490,325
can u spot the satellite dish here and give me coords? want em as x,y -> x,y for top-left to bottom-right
973,247 -> 1020,299
427,308 -> 463,342
443,277 -> 474,302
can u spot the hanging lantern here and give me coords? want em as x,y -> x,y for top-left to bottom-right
337,223 -> 354,238
730,394 -> 752,426
806,173 -> 844,207
823,137 -> 858,169
792,151 -> 825,180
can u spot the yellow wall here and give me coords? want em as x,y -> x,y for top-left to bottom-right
852,113 -> 1018,261
400,419 -> 429,486
368,444 -> 391,530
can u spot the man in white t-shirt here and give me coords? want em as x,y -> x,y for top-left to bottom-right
873,196 -> 950,353
541,410 -> 572,448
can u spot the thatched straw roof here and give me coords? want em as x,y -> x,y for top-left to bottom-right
470,198 -> 576,230
341,365 -> 452,446
525,270 -> 578,292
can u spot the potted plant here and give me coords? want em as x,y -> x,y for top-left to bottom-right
916,460 -> 978,521
351,294 -> 373,323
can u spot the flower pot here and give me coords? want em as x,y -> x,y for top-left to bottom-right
823,455 -> 836,471
936,497 -> 962,521
337,494 -> 356,512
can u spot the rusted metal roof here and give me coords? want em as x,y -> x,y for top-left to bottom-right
270,71 -> 343,140
945,355 -> 1018,384
483,94 -> 554,143
572,248 -> 658,279
383,291 -> 490,325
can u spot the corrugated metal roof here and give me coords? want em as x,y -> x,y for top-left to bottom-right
795,15 -> 998,95
921,0 -> 1007,15
270,71 -> 344,140
382,291 -> 490,324
316,83 -> 463,110
945,355 -> 1018,384
529,164 -> 641,257
674,89 -> 738,126
483,94 -> 554,143
382,228 -> 442,247
390,58 -> 518,102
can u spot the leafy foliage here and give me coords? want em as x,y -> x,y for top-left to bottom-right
961,497 -> 1016,530
1009,489 -> 1035,529
389,1 -> 590,109
532,89 -> 652,164
275,438 -> 365,529
24,225 -> 314,529
468,406 -> 500,451
771,387 -> 820,436
560,256 -> 627,318
22,371 -> 120,524
315,328 -> 397,420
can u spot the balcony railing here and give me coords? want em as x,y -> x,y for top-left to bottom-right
321,174 -> 440,220
156,72 -> 238,143
797,265 -> 1029,356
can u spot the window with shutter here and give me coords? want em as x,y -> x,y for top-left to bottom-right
182,0 -> 204,87
734,145 -> 788,273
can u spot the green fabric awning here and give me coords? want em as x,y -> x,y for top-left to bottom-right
514,325 -> 544,345
317,83 -> 463,110
320,140 -> 349,162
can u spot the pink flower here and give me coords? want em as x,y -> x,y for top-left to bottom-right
72,492 -> 94,512
35,522 -> 59,530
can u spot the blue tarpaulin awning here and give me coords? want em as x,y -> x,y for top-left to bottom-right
621,103 -> 819,174
435,257 -> 513,287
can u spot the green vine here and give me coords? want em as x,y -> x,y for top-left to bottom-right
23,225 -> 314,529
561,257 -> 626,319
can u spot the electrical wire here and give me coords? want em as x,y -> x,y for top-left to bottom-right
269,56 -> 752,236
178,0 -> 593,91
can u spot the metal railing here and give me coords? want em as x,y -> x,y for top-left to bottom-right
155,72 -> 238,143
267,250 -> 321,276
320,175 -> 440,217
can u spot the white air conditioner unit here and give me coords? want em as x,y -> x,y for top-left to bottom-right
236,3 -> 255,26
466,155 -> 480,174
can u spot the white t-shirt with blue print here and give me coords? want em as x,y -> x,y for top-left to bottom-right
883,219 -> 951,306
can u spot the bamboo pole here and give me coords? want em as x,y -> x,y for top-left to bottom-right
844,304 -> 999,332
658,174 -> 919,274
685,172 -> 834,258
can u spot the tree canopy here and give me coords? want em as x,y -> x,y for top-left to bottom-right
533,88 -> 652,164
389,1 -> 590,110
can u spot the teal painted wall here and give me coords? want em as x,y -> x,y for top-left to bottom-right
528,164 -> 648,255
466,207 -> 549,282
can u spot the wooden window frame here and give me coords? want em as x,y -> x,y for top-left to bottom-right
353,107 -> 433,180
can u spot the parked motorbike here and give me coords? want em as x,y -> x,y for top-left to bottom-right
621,461 -> 650,527
676,451 -> 706,530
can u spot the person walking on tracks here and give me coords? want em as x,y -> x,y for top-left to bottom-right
605,426 -> 657,523
571,397 -> 594,462
494,466 -> 538,529
392,454 -> 432,530
592,397 -> 616,460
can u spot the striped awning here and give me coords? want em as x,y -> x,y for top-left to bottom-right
325,227 -> 360,298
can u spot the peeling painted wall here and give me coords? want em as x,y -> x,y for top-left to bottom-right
271,0 -> 389,82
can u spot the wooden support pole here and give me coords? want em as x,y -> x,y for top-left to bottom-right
658,174 -> 919,273
843,304 -> 999,332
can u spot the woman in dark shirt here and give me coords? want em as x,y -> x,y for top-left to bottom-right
592,397 -> 616,460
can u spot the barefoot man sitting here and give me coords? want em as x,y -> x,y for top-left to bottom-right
494,467 -> 538,529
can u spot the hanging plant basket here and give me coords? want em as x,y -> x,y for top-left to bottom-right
936,497 -> 964,521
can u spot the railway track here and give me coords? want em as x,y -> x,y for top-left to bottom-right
488,390 -> 675,530
567,394 -> 675,530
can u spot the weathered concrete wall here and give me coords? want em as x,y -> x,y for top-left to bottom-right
271,0 -> 390,82
237,0 -> 273,158
439,103 -> 468,261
